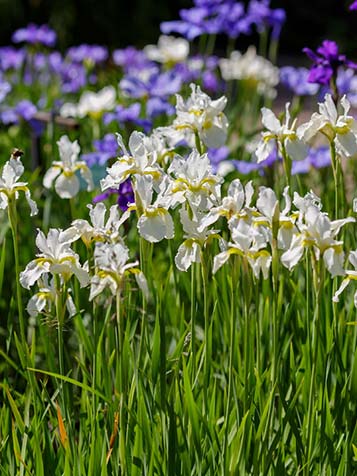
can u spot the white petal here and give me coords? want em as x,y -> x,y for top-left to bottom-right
212,250 -> 230,274
55,173 -> 80,199
20,260 -> 48,289
332,278 -> 350,303
175,241 -> 201,272
261,108 -> 281,133
43,167 -> 61,189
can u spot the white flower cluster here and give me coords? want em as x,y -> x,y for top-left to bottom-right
20,203 -> 148,317
21,84 -> 357,318
219,46 -> 279,99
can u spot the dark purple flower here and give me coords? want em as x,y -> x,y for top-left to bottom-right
12,24 -> 56,48
93,180 -> 134,211
303,40 -> 357,86
350,1 -> 357,11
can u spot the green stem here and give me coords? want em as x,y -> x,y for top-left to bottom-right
8,197 -> 26,354
305,258 -> 323,476
281,141 -> 292,191
190,263 -> 197,381
201,253 -> 210,415
116,289 -> 127,474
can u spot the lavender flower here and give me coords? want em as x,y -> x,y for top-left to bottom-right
350,1 -> 357,11
12,24 -> 57,48
247,0 -> 286,40
280,67 -> 319,96
82,134 -> 118,167
0,47 -> 25,71
66,44 -> 108,65
112,47 -> 152,73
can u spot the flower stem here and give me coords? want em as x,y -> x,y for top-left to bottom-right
8,197 -> 26,354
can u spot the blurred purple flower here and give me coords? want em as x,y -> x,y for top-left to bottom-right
113,47 -> 152,73
247,0 -> 286,40
207,146 -> 230,172
303,40 -> 357,86
0,76 -> 11,102
0,47 -> 25,71
0,100 -> 37,125
66,44 -> 108,65
280,66 -> 319,96
82,133 -> 118,167
60,62 -> 87,93
12,24 -> 56,47
350,1 -> 357,11
119,70 -> 180,120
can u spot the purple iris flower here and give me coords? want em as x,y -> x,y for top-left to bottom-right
93,180 -> 134,211
119,69 -> 181,120
280,66 -> 319,96
350,1 -> 357,11
113,47 -> 152,73
202,70 -> 220,93
104,103 -> 141,126
248,0 -> 286,39
219,3 -> 253,38
207,146 -> 230,172
12,24 -> 57,48
303,40 -> 357,86
146,97 -> 174,119
66,44 -> 108,65
60,62 -> 87,93
307,146 -> 331,169
233,148 -> 279,175
104,103 -> 151,131
82,133 -> 118,167
0,100 -> 37,125
162,1 -> 248,40
0,47 -> 25,71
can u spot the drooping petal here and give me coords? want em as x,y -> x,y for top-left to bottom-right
55,173 -> 80,199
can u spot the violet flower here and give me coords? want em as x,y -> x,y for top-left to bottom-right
93,180 -> 134,211
303,40 -> 357,86
12,24 -> 57,48
66,44 -> 108,65
112,47 -> 152,73
280,66 -> 319,96
104,103 -> 152,131
247,0 -> 286,40
350,1 -> 357,11
82,134 -> 118,167
0,47 -> 25,71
